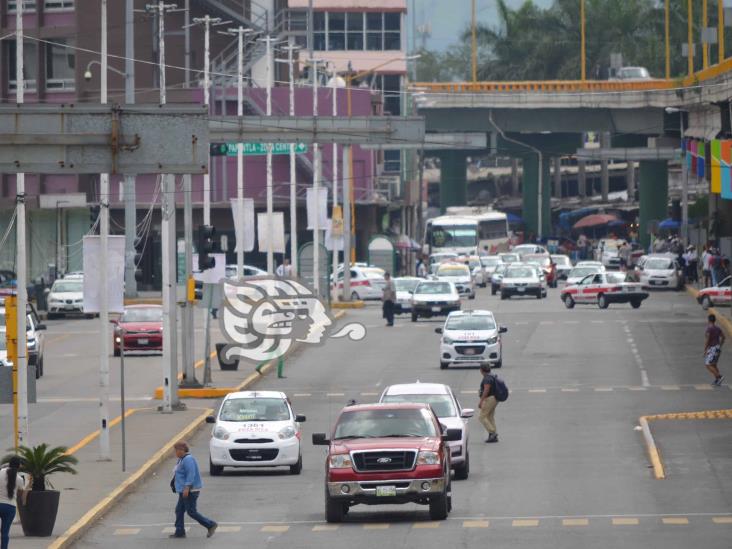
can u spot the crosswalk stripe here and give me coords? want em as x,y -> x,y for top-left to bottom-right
293,393 -> 312,397
113,528 -> 140,536
360,392 -> 379,396
712,517 -> 732,524
512,519 -> 539,527
660,385 -> 680,391
612,518 -> 639,525
562,518 -> 588,527
217,526 -> 242,533
628,387 -> 647,391
412,522 -> 441,529
462,520 -> 490,528
528,389 -> 546,393
694,385 -> 714,391
326,393 -> 345,397
364,523 -> 390,530
312,525 -> 340,531
261,525 -> 290,533
662,517 -> 689,525
561,388 -> 580,392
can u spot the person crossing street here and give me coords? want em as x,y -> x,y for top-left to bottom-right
478,365 -> 500,443
382,272 -> 396,327
170,441 -> 217,539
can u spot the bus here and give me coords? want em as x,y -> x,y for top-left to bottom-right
423,216 -> 479,256
445,207 -> 510,254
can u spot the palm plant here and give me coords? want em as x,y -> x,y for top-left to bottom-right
2,444 -> 78,491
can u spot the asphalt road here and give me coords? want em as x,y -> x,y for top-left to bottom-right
71,286 -> 732,548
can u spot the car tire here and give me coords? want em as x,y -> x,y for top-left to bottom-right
701,295 -> 712,310
325,494 -> 347,523
468,294 -> 475,300
411,312 -> 418,322
630,299 -> 642,309
440,361 -> 449,369
113,348 -> 120,357
47,313 -> 57,320
85,313 -> 95,319
209,458 -> 223,477
289,454 -> 303,475
597,294 -> 609,309
350,290 -> 359,301
500,292 -> 508,300
480,283 -> 487,288
494,359 -> 502,369
38,357 -> 44,377
536,292 -> 542,299
491,286 -> 497,295
454,452 -> 469,480
563,295 -> 575,309
428,484 -> 450,520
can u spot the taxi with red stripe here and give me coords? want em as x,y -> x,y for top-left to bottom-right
561,271 -> 649,309
697,276 -> 731,310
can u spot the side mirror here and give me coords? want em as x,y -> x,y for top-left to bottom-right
205,415 -> 216,424
35,323 -> 47,331
295,414 -> 306,423
434,327 -> 443,334
109,319 -> 119,325
443,428 -> 462,442
460,408 -> 474,419
312,433 -> 330,446
499,326 -> 508,334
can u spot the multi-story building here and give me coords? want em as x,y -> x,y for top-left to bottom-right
0,0 -> 411,286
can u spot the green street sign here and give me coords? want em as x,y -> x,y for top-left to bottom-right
210,143 -> 308,156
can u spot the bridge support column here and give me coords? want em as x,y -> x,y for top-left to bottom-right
522,154 -> 552,238
601,132 -> 610,202
626,160 -> 636,202
638,160 -> 668,250
438,150 -> 468,212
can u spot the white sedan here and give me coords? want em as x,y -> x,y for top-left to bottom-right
207,390 -> 305,475
435,309 -> 507,369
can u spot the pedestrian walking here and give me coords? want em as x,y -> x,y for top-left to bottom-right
170,441 -> 217,539
478,365 -> 500,443
276,258 -> 292,278
0,457 -> 30,549
704,314 -> 726,386
702,245 -> 712,287
382,272 -> 396,327
618,241 -> 631,271
683,246 -> 698,284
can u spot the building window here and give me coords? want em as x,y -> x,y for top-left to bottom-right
383,150 -> 401,173
7,0 -> 37,12
6,40 -> 38,91
313,11 -> 400,51
46,38 -> 75,91
44,0 -> 74,10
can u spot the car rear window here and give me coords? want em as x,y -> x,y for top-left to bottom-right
506,267 -> 534,278
122,307 -> 163,322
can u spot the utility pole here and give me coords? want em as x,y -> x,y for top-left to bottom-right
311,59 -> 326,296
124,0 -> 137,299
580,0 -> 586,81
331,63 -> 339,297
263,34 -> 276,274
15,0 -> 29,446
342,144 -> 352,301
98,0 -> 112,460
148,1 -> 180,413
282,45 -> 299,275
180,173 -> 198,387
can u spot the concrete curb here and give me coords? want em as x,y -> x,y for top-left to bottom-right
639,416 -> 665,480
332,300 -> 365,309
684,284 -> 732,338
47,408 -> 213,549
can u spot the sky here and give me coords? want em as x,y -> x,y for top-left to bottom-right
410,0 -> 553,52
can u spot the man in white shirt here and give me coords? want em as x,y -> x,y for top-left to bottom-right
276,259 -> 292,278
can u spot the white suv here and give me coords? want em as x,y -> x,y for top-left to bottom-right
207,390 -> 306,475
379,382 -> 474,480
435,310 -> 507,369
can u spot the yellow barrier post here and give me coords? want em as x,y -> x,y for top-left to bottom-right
665,0 -> 671,79
5,295 -> 18,449
719,0 -> 726,63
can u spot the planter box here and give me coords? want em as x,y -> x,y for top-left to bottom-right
18,490 -> 60,537
215,343 -> 239,371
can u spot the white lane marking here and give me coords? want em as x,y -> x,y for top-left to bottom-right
660,385 -> 680,391
360,392 -> 379,397
539,321 -> 555,325
564,320 -> 580,324
594,387 -> 613,392
37,397 -> 152,403
326,393 -> 345,397
528,389 -> 547,393
292,393 -> 312,397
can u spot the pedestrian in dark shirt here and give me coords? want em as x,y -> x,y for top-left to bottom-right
381,272 -> 395,327
478,365 -> 499,443
704,314 -> 726,386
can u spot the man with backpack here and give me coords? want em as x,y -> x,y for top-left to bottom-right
478,364 -> 508,443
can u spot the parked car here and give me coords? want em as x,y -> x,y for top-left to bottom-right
561,271 -> 649,309
0,329 -> 8,367
207,390 -> 305,476
435,310 -> 507,369
410,281 -> 461,322
379,382 -> 474,479
394,277 -> 421,313
332,266 -> 386,301
0,306 -> 46,378
434,263 -> 475,300
112,305 -> 163,356
637,254 -> 684,290
697,276 -> 731,309
613,66 -> 652,81
551,254 -> 573,280
500,264 -> 544,299
312,402 -> 459,522
46,279 -> 85,319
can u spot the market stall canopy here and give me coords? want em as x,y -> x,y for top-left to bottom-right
573,213 -> 619,229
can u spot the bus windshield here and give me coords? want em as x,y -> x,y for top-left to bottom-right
430,225 -> 477,248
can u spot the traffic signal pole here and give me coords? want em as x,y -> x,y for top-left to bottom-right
180,173 -> 200,387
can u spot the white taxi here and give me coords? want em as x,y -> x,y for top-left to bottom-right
561,271 -> 649,309
697,276 -> 731,309
434,263 -> 476,299
435,310 -> 507,369
207,390 -> 305,475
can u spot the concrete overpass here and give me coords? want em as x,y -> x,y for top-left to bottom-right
413,60 -> 732,245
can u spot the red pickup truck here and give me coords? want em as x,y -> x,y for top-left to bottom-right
312,402 -> 461,522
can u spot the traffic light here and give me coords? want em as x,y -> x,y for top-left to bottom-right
197,225 -> 216,271
186,275 -> 203,302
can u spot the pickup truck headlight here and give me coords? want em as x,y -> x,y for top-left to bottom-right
278,426 -> 296,440
212,426 -> 230,440
416,451 -> 441,465
328,454 -> 353,469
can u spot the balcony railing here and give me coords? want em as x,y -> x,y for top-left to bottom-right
46,78 -> 75,91
8,79 -> 37,92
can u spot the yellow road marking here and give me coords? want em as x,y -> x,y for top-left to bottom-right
217,526 -> 242,533
312,525 -> 339,532
462,520 -> 490,528
64,408 -> 140,456
662,517 -> 689,525
562,518 -> 588,526
612,518 -> 639,525
413,521 -> 440,529
512,519 -> 539,527
712,517 -> 732,524
364,523 -> 390,530
261,525 -> 290,533
113,528 -> 140,536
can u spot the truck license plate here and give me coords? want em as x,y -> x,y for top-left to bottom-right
376,485 -> 396,497
517,287 -> 525,292
138,338 -> 148,345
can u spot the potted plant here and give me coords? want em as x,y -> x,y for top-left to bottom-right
2,444 -> 78,537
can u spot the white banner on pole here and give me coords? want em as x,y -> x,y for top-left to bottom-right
324,218 -> 344,251
83,235 -> 125,313
257,212 -> 286,254
306,187 -> 328,230
230,198 -> 255,252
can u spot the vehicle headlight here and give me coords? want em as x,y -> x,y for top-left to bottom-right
213,426 -> 230,440
278,426 -> 296,440
328,454 -> 353,469
115,336 -> 121,343
74,299 -> 83,303
442,336 -> 454,345
485,336 -> 498,345
416,451 -> 441,465
27,338 -> 36,349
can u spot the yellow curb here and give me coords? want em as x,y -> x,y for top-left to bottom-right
65,408 -> 141,456
685,284 -> 732,338
639,416 -> 666,480
123,297 -> 162,305
48,407 -> 213,549
685,284 -> 700,298
332,300 -> 365,309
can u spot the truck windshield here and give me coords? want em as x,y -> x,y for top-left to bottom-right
334,408 -> 437,439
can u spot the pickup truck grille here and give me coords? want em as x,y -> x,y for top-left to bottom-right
352,450 -> 416,472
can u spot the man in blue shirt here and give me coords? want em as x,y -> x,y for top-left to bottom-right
171,440 -> 217,539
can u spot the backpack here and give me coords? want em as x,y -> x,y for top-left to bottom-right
492,375 -> 509,402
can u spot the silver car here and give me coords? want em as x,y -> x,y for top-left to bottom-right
379,382 -> 474,480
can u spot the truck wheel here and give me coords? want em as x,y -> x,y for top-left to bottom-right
289,454 -> 302,475
563,295 -> 575,309
429,488 -> 450,520
454,452 -> 469,480
440,361 -> 449,370
209,458 -> 223,477
325,494 -> 347,523
597,294 -> 609,309
630,299 -> 642,309
494,359 -> 502,369
500,292 -> 508,300
701,295 -> 712,310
